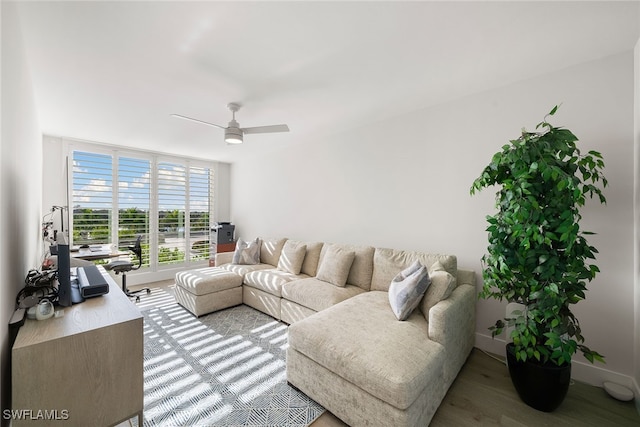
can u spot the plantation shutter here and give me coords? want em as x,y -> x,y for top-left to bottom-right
157,162 -> 186,265
70,145 -> 215,271
118,156 -> 151,266
71,151 -> 113,245
188,166 -> 212,260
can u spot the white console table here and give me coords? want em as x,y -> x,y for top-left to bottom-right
12,268 -> 143,426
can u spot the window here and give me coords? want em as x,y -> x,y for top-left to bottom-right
189,166 -> 212,261
70,148 -> 214,271
118,156 -> 151,266
157,162 -> 186,265
72,151 -> 113,245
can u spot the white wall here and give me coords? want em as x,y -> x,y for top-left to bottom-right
1,2 -> 43,422
215,161 -> 232,223
231,52 -> 636,387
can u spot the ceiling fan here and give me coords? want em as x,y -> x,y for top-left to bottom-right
171,103 -> 289,144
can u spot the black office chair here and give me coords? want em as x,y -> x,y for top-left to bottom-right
105,236 -> 150,302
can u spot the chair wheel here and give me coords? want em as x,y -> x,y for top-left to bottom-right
135,296 -> 140,302
146,289 -> 151,294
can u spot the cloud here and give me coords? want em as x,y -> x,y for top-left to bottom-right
73,178 -> 112,206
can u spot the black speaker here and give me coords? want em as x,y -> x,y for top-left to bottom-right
57,243 -> 72,307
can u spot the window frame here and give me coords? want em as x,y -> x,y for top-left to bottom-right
67,142 -> 216,273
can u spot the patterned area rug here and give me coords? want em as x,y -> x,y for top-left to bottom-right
135,301 -> 325,427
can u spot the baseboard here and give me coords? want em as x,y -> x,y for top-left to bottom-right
475,332 -> 507,359
475,332 -> 637,390
570,359 -> 635,388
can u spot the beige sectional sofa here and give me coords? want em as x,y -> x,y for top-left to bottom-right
175,237 -> 476,426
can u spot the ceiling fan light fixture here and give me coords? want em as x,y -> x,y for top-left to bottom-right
173,103 -> 288,145
225,128 -> 243,144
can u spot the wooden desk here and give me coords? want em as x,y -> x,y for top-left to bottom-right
12,267 -> 143,426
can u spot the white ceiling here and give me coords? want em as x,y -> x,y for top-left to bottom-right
15,1 -> 639,163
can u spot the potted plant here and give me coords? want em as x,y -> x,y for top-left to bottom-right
470,106 -> 607,412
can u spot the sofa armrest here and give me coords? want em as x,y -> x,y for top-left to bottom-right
428,269 -> 477,383
456,269 -> 476,287
215,251 -> 234,266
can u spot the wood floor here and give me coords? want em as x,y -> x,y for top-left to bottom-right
128,281 -> 640,427
311,348 -> 640,427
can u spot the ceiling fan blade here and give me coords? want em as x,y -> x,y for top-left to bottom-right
241,124 -> 290,134
171,114 -> 226,130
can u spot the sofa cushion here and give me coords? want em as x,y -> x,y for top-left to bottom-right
282,277 -> 365,312
288,291 -> 445,410
221,263 -> 274,277
318,243 -> 375,290
300,242 -> 324,277
419,261 -> 457,320
232,237 -> 261,265
277,240 -> 307,275
260,237 -> 288,266
175,267 -> 243,296
371,247 -> 457,292
244,268 -> 309,297
388,260 -> 431,321
316,245 -> 355,287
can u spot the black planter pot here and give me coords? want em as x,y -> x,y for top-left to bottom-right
506,343 -> 571,412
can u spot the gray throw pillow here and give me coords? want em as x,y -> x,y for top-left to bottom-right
232,237 -> 261,265
388,260 -> 431,321
316,245 -> 355,287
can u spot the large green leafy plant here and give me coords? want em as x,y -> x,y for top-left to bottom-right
470,106 -> 607,366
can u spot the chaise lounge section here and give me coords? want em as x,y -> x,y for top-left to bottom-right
174,237 -> 476,426
287,270 -> 476,426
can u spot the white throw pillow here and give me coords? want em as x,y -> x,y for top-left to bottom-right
277,241 -> 307,275
316,246 -> 355,287
232,237 -> 261,265
388,260 -> 431,321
